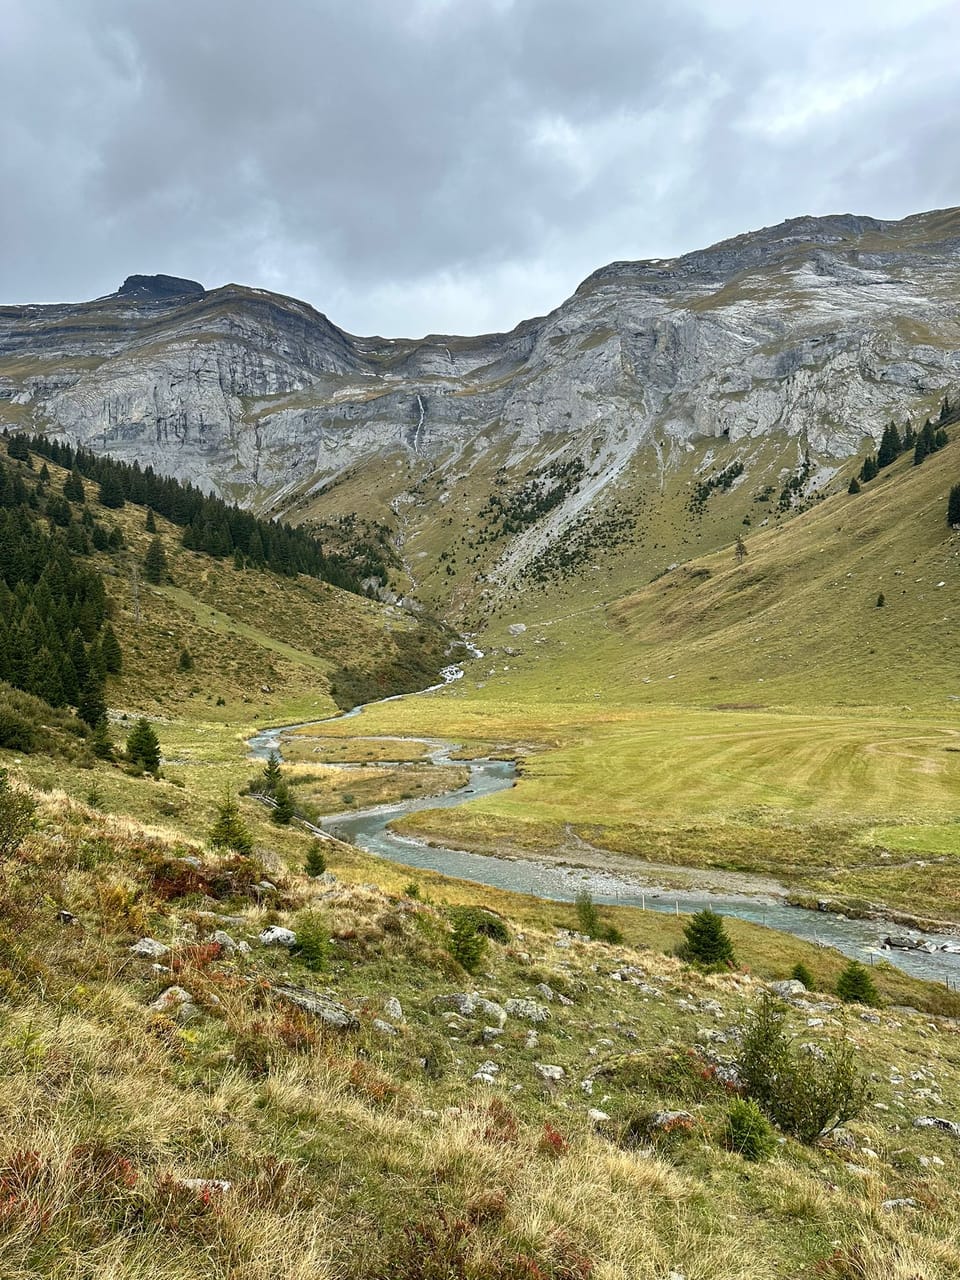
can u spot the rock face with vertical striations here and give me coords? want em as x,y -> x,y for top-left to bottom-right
3,207 -> 960,613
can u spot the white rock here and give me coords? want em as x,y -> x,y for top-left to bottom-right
259,926 -> 297,947
534,1063 -> 564,1084
383,996 -> 404,1022
130,937 -> 169,959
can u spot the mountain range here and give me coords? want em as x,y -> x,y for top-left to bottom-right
3,207 -> 959,622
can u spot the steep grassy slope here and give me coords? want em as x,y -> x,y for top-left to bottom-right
3,770 -> 960,1279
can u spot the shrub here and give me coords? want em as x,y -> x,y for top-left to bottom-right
574,890 -> 622,943
271,780 -> 295,826
0,769 -> 36,861
724,1097 -> 776,1162
835,961 -> 880,1007
293,910 -> 331,971
450,905 -> 510,944
304,840 -> 327,877
209,792 -> 253,855
126,718 -> 161,774
448,913 -> 487,974
790,962 -> 815,990
679,907 -> 735,969
737,993 -> 869,1143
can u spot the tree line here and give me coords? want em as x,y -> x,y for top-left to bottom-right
11,432 -> 379,593
0,446 -> 118,730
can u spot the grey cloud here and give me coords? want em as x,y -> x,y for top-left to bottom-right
1,0 -> 958,335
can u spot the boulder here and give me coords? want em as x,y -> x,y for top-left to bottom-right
769,979 -> 807,998
432,992 -> 507,1026
913,1116 -> 960,1138
259,926 -> 296,947
130,937 -> 170,959
271,983 -> 358,1030
383,996 -> 404,1023
505,998 -> 550,1024
534,1063 -> 564,1084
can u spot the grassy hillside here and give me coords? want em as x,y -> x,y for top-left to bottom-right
304,434 -> 960,921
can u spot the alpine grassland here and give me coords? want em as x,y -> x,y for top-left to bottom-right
3,427 -> 960,1279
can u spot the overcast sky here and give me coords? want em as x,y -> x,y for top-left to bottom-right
3,0 -> 958,336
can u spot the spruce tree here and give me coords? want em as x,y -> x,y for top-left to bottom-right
261,750 -> 282,796
143,536 -> 168,584
77,676 -> 107,729
177,648 -> 194,672
97,472 -> 125,509
948,483 -> 960,527
63,468 -> 85,503
125,717 -> 161,773
914,421 -> 937,465
100,622 -> 122,675
876,592 -> 885,608
877,422 -> 902,468
836,961 -> 880,1007
91,718 -> 114,760
271,779 -> 295,825
680,908 -> 735,969
847,477 -> 861,494
145,507 -> 157,533
304,839 -> 327,877
209,792 -> 253,855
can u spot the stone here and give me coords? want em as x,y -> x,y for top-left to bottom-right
770,980 -> 807,998
913,1116 -> 960,1138
482,1027 -> 504,1043
383,996 -> 404,1023
270,983 -> 359,1030
524,1030 -> 539,1050
534,1063 -> 564,1084
372,1019 -> 398,1036
647,1110 -> 694,1133
179,1177 -> 232,1194
507,623 -> 527,635
587,1108 -> 611,1124
505,998 -> 550,1024
57,908 -> 79,925
534,982 -> 555,1001
149,986 -> 196,1021
209,930 -> 239,952
432,993 -> 506,1026
259,926 -> 297,947
881,1198 -> 917,1212
130,937 -> 169,959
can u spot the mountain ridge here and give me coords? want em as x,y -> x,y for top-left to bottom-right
2,206 -> 959,622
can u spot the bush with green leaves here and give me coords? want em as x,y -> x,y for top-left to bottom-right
574,890 -> 623,944
737,992 -> 868,1144
723,1097 -> 776,1162
293,910 -> 331,971
835,960 -> 880,1007
679,908 -> 735,970
448,912 -> 487,975
790,962 -> 815,990
450,906 -> 510,944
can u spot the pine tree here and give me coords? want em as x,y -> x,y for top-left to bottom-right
145,507 -> 157,533
63,468 -> 85,503
877,422 -> 902,468
142,536 -> 168,584
304,839 -> 327,877
836,961 -> 880,1007
680,908 -> 735,969
948,483 -> 960,527
77,676 -> 107,729
177,648 -> 194,672
125,717 -> 161,773
859,455 -> 878,482
209,792 -> 253,854
100,622 -> 122,675
97,472 -> 125,509
734,533 -> 747,564
935,427 -> 949,450
271,779 -> 295,825
261,750 -> 282,796
847,476 -> 861,494
91,718 -> 114,759
876,592 -> 885,608
914,421 -> 937,465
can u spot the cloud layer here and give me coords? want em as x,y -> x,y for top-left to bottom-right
3,0 -> 958,334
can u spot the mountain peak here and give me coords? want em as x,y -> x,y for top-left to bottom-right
116,274 -> 205,301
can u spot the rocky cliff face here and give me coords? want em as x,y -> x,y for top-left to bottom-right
3,214 -> 960,613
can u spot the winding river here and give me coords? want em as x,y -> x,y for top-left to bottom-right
248,685 -> 960,988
